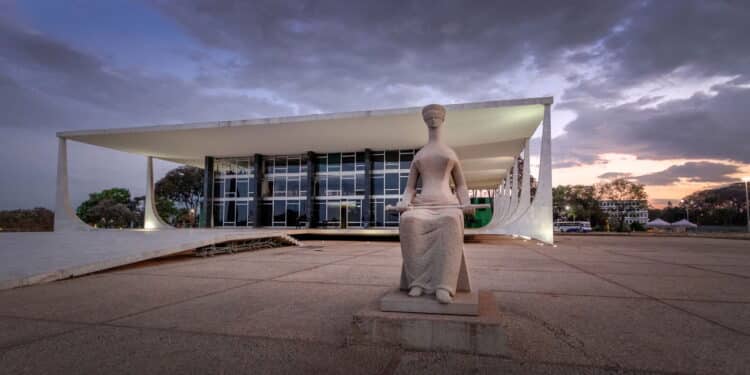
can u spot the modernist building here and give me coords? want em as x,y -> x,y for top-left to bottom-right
54,97 -> 555,243
599,200 -> 649,226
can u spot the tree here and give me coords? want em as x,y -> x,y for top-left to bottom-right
595,178 -> 647,232
553,185 -> 607,228
88,199 -> 134,228
155,166 -> 204,214
0,207 -> 54,232
76,188 -> 133,225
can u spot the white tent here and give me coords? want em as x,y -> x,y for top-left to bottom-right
671,219 -> 698,229
645,218 -> 672,229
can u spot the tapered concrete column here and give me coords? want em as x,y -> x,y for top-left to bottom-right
253,154 -> 264,228
200,156 -> 214,228
54,137 -> 92,231
144,156 -> 172,230
483,102 -> 554,243
362,148 -> 372,228
305,151 -> 316,228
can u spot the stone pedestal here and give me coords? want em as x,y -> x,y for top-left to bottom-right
350,291 -> 507,356
380,290 -> 479,316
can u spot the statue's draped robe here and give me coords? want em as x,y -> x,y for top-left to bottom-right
399,155 -> 471,296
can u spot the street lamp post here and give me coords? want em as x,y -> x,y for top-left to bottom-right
680,199 -> 689,222
743,177 -> 750,233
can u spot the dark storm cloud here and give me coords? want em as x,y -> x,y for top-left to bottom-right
555,81 -> 750,164
152,0 -> 635,111
2,0 -> 750,209
634,162 -> 740,186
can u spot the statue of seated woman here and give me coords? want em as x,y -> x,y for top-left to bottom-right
394,104 -> 474,304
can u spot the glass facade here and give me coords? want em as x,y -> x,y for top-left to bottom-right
210,149 -> 419,228
212,158 -> 256,227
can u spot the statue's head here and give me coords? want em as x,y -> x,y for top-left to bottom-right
421,104 -> 446,129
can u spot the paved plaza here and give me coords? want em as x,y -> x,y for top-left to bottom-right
0,235 -> 748,374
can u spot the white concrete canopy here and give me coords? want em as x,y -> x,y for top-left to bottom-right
58,97 -> 551,189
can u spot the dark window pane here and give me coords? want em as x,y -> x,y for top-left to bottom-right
316,156 -> 327,172
237,179 -> 249,197
273,200 -> 285,223
286,201 -> 299,227
264,159 -> 273,174
348,202 -> 361,226
274,156 -> 287,173
385,173 -> 399,190
287,179 -> 300,197
342,177 -> 354,196
214,182 -> 224,199
288,158 -> 300,173
400,153 -> 413,170
261,202 -> 272,226
373,176 -> 384,195
327,175 -> 340,196
213,204 -> 223,227
225,178 -> 237,196
327,201 -> 340,224
342,154 -> 355,172
372,153 -> 384,170
273,176 -> 286,197
327,153 -> 341,172
375,202 -> 384,226
316,202 -> 327,225
236,204 -> 247,226
299,200 -> 307,223
316,177 -> 326,196
356,152 -> 366,171
400,176 -> 408,194
225,201 -> 236,224
386,151 -> 399,169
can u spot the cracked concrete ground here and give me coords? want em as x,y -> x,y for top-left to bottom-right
0,236 -> 748,374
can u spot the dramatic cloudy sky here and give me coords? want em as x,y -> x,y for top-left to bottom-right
1,0 -> 749,209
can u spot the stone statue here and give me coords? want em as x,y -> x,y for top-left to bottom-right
393,104 -> 474,304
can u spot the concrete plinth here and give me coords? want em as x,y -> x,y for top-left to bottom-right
350,291 -> 507,356
380,290 -> 479,316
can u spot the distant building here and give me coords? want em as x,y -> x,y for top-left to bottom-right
599,200 -> 648,225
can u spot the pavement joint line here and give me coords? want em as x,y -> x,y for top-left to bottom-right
601,249 -> 750,280
377,351 -> 402,375
266,279 -> 395,288
101,279 -> 263,325
100,271 -> 265,282
497,296 -> 622,368
490,289 -> 750,304
530,247 -> 750,337
78,319 -> 686,375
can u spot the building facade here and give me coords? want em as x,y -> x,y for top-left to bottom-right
208,149 -> 422,228
53,97 -> 555,242
599,200 -> 649,225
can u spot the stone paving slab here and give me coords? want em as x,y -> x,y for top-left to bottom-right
0,317 -> 84,351
472,268 -> 639,297
112,281 -> 390,344
0,325 -> 397,375
495,291 -> 750,374
275,263 -> 402,287
0,273 -> 249,323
